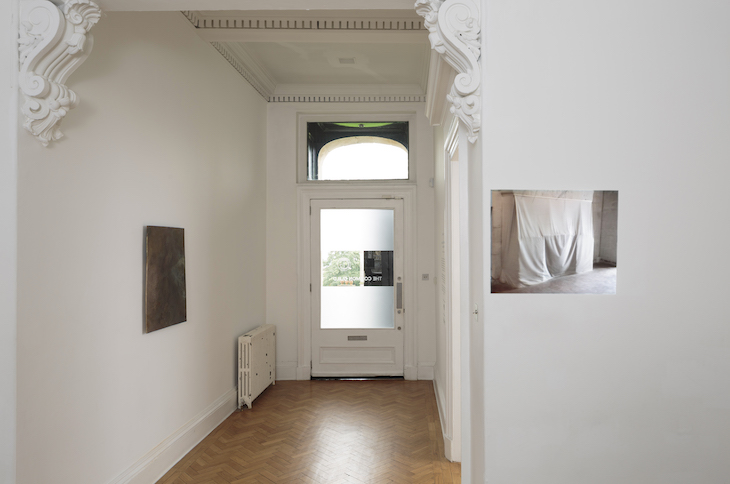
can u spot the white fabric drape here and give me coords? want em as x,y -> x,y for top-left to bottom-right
500,193 -> 594,288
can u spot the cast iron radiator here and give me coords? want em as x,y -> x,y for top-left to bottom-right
238,324 -> 276,409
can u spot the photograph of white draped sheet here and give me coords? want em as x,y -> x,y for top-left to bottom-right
491,190 -> 618,294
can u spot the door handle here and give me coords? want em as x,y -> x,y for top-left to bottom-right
396,282 -> 403,310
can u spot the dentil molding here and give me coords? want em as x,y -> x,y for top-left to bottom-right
183,10 -> 425,31
416,0 -> 480,143
19,0 -> 101,146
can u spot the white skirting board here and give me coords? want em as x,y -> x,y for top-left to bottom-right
433,378 -> 447,427
432,378 -> 456,460
105,388 -> 237,484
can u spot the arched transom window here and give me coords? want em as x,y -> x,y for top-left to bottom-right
307,122 -> 409,181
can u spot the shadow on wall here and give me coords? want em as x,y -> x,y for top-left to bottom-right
491,190 -> 618,294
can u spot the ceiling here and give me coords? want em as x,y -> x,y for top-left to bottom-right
186,10 -> 431,101
230,42 -> 428,87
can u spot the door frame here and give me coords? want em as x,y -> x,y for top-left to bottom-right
442,117 -> 462,461
296,185 -> 418,380
310,198 -> 405,377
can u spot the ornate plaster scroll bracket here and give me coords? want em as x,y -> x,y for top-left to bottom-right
19,0 -> 101,146
416,0 -> 481,143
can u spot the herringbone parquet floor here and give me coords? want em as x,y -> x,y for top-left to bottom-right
157,380 -> 460,484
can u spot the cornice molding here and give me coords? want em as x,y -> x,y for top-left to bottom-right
210,42 -> 276,99
183,10 -> 425,31
416,0 -> 480,143
19,0 -> 101,146
269,94 -> 426,103
275,83 -> 423,95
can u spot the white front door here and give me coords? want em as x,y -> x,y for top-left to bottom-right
311,198 -> 405,377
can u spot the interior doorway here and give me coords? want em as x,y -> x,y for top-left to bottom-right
296,186 -> 417,381
310,198 -> 405,377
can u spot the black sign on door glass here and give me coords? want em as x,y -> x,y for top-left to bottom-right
363,251 -> 393,286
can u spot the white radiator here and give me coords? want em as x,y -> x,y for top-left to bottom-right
238,324 -> 276,409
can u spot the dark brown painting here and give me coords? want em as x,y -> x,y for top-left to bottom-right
145,226 -> 186,333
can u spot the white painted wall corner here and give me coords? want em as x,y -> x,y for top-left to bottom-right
296,365 -> 311,381
404,365 -> 418,381
276,362 -> 298,381
418,362 -> 435,380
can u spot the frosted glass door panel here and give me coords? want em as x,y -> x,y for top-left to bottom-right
320,209 -> 395,330
320,209 -> 394,252
321,287 -> 394,329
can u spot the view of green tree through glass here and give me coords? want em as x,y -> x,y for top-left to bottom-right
322,251 -> 361,286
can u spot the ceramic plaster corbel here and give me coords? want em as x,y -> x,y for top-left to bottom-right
416,0 -> 481,143
19,0 -> 101,146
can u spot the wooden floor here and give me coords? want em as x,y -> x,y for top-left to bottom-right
157,380 -> 460,484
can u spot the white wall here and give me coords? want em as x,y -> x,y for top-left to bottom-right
482,0 -> 730,482
16,12 -> 267,484
265,102 -> 436,379
0,1 -> 18,482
